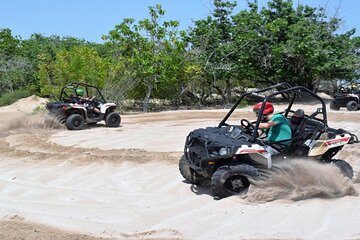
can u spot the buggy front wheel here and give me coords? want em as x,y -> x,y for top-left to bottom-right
105,112 -> 121,127
346,101 -> 358,111
211,164 -> 260,199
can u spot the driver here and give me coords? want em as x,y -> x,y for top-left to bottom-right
253,102 -> 292,154
75,88 -> 101,115
75,88 -> 92,101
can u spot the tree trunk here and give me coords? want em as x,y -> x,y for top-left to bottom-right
143,79 -> 153,112
210,73 -> 227,104
306,81 -> 314,91
212,85 -> 226,104
225,79 -> 232,104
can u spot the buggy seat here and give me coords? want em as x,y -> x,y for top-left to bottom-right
290,109 -> 305,133
261,110 -> 305,153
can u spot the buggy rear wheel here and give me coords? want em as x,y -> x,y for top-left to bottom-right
179,155 -> 206,185
211,164 -> 260,199
346,101 -> 358,111
65,114 -> 84,130
105,112 -> 121,127
331,159 -> 353,179
330,100 -> 340,110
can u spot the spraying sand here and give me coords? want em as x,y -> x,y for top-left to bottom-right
247,160 -> 358,202
0,96 -> 360,239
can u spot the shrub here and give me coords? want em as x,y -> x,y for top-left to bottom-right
0,88 -> 32,106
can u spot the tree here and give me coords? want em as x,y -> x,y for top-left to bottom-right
0,28 -> 32,95
0,28 -> 21,59
21,34 -> 91,92
38,46 -> 109,97
103,5 -> 186,112
231,0 -> 360,90
0,56 -> 32,94
186,0 -> 239,104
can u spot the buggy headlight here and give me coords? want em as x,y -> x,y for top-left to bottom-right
219,147 -> 229,156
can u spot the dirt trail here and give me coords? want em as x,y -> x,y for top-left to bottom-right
0,103 -> 360,239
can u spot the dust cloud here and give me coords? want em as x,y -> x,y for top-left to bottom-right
246,159 -> 358,202
0,113 -> 64,131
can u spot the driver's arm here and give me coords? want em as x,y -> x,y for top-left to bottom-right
259,121 -> 276,129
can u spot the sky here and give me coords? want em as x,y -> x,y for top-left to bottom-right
0,0 -> 359,43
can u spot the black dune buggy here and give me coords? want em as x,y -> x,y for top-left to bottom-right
46,82 -> 121,130
330,86 -> 360,111
179,83 -> 359,199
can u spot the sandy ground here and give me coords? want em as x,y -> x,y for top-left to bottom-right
0,96 -> 360,240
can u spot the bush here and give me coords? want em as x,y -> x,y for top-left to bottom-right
32,105 -> 47,114
0,88 -> 32,107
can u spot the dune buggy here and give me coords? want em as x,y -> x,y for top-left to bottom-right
46,82 -> 121,130
179,83 -> 358,199
330,86 -> 360,111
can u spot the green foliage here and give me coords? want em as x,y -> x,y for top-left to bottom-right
0,28 -> 21,58
21,34 -> 88,63
186,0 -> 253,104
32,104 -> 47,114
0,56 -> 33,94
185,0 -> 359,97
230,0 -> 360,89
0,88 -> 32,107
21,34 -> 98,94
38,46 -> 110,97
0,1 -> 359,109
0,29 -> 34,94
103,4 -> 187,111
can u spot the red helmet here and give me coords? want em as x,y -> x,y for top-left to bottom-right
253,102 -> 274,115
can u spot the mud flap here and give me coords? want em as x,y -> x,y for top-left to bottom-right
263,146 -> 280,169
264,153 -> 272,169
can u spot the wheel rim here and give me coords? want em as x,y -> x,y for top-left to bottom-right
224,175 -> 250,194
73,118 -> 81,127
110,116 -> 118,124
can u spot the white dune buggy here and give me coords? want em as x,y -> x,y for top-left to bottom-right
46,82 -> 121,130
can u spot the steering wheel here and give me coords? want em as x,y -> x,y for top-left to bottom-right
240,119 -> 255,132
241,119 -> 268,138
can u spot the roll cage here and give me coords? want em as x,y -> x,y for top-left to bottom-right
218,83 -> 328,143
59,82 -> 106,103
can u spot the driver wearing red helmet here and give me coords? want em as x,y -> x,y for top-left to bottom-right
253,102 -> 292,154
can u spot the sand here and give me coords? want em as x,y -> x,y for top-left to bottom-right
0,96 -> 360,240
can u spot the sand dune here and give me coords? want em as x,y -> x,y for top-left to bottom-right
0,96 -> 360,239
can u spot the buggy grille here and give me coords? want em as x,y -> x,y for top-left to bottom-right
187,138 -> 208,167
